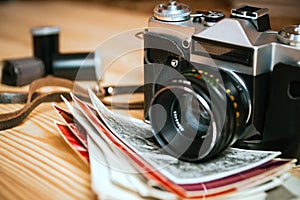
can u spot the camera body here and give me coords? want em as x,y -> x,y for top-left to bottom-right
144,1 -> 300,161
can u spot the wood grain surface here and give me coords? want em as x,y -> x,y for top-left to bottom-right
0,1 -> 148,199
0,1 -> 299,200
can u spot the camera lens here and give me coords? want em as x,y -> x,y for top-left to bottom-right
149,67 -> 251,162
177,94 -> 210,133
149,84 -> 218,161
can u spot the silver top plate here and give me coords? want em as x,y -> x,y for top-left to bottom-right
277,25 -> 300,47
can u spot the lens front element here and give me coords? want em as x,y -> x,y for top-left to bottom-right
149,68 -> 251,162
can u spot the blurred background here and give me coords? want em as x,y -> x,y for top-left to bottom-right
1,0 -> 299,30
97,0 -> 300,31
0,0 -> 299,80
89,0 -> 300,19
0,0 -> 299,62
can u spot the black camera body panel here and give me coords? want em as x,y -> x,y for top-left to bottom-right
236,62 -> 300,160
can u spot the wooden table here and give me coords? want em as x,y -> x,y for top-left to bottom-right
0,1 -> 148,199
0,1 -> 299,200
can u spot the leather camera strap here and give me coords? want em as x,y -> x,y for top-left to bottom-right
0,76 -> 145,131
0,76 -> 75,131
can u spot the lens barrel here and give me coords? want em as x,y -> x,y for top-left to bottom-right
149,68 -> 251,162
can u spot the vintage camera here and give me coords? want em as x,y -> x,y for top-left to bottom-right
144,1 -> 300,162
2,26 -> 97,86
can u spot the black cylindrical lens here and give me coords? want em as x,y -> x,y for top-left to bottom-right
149,82 -> 218,162
31,26 -> 60,74
149,68 -> 251,162
52,53 -> 96,80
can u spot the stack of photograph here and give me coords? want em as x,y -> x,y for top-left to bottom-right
53,89 -> 296,200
